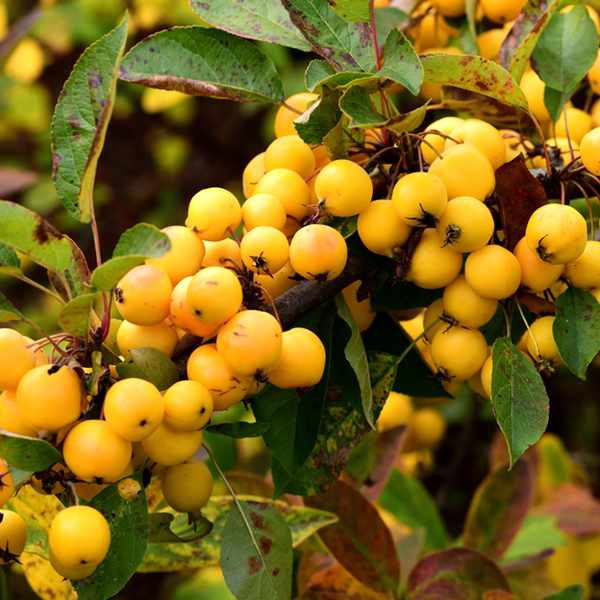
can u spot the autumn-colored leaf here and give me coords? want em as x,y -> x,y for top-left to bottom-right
307,563 -> 393,600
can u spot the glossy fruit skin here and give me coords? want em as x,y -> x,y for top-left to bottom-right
187,343 -> 253,411
430,326 -> 489,382
201,238 -> 242,269
48,506 -> 111,570
564,241 -> 600,289
525,204 -> 588,265
17,365 -> 82,433
267,327 -> 326,389
580,127 -> 600,175
255,260 -> 299,301
242,152 -> 266,198
520,69 -> 550,123
554,107 -> 594,145
114,264 -> 172,327
49,547 -> 97,580
62,419 -> 132,483
0,389 -> 37,437
377,391 -> 414,432
265,135 -> 316,179
0,329 -> 36,391
185,187 -> 242,242
443,118 -> 506,170
289,224 -> 348,282
315,159 -> 373,217
253,168 -> 311,221
435,196 -> 494,253
161,459 -> 213,513
0,510 -> 27,564
406,228 -> 463,290
420,116 -> 464,164
241,193 -> 287,231
479,0 -> 527,23
357,199 -> 412,258
391,172 -> 448,226
428,144 -> 496,202
116,319 -> 179,358
465,245 -> 522,299
526,315 -> 563,368
141,422 -> 203,467
240,226 -> 290,276
512,236 -> 564,293
104,378 -> 164,442
216,310 -> 283,378
0,462 -> 14,508
422,297 -> 445,343
443,274 -> 499,328
186,266 -> 243,326
274,92 -> 318,138
341,280 -> 376,333
162,380 -> 214,432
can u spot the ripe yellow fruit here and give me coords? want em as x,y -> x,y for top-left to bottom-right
116,319 -> 179,358
422,298 -> 445,343
201,238 -> 242,269
253,168 -> 311,221
0,389 -> 37,437
241,193 -> 287,231
162,380 -> 214,432
0,329 -> 36,391
377,391 -> 414,432
512,236 -> 563,293
526,316 -> 563,370
341,280 -> 376,333
520,70 -> 550,123
0,510 -> 27,564
554,107 -> 594,145
274,92 -> 318,138
464,245 -> 522,299
429,0 -> 465,18
265,135 -> 316,179
588,49 -> 600,96
580,127 -> 600,175
392,171 -> 448,226
479,0 -> 527,23
357,199 -> 412,258
564,241 -> 600,289
430,326 -> 488,382
443,274 -> 499,329
242,152 -> 266,198
443,119 -> 506,170
420,116 -> 464,165
0,462 -> 14,508
161,459 -> 213,513
240,225 -> 290,276
403,407 -> 447,452
141,422 -> 203,467
186,188 -> 242,242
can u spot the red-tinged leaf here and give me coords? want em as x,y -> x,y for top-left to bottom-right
307,564 -> 394,600
420,54 -> 527,110
406,548 -> 512,600
304,480 -> 400,597
534,483 -> 600,535
488,430 -> 540,476
494,155 -> 548,252
505,562 -> 558,600
499,0 -> 561,84
513,291 -> 556,317
462,459 -> 535,562
438,91 -> 522,129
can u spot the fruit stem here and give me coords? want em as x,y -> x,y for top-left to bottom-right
396,317 -> 440,367
515,299 -> 539,358
370,0 -> 381,72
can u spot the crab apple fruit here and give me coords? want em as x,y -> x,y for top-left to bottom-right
429,0 -> 465,18
48,506 -> 110,570
162,380 -> 214,432
377,391 -> 414,432
114,264 -> 172,327
240,226 -> 290,276
116,319 -> 179,358
217,310 -> 283,379
49,548 -> 97,580
169,277 -> 222,339
146,226 -> 205,286
186,187 -> 242,242
62,419 -> 132,483
242,152 -> 266,199
526,316 -> 563,370
255,260 -> 299,301
241,193 -> 287,231
341,280 -> 376,333
187,343 -> 253,411
479,0 -> 527,23
525,203 -> 588,265
253,168 -> 311,221
103,378 -> 164,442
405,228 -> 463,290
564,241 -> 600,289
428,144 -> 496,202
465,245 -> 522,299
443,118 -> 506,170
435,196 -> 495,253
161,459 -> 213,513
0,329 -> 36,391
420,116 -> 464,165
520,69 -> 550,123
580,127 -> 600,175
186,266 -> 243,326
265,135 -> 316,179
423,297 -> 445,343
17,364 -> 82,433
289,224 -> 348,282
201,238 -> 242,269
141,422 -> 203,467
0,389 -> 37,437
430,326 -> 489,382
0,510 -> 27,564
443,274 -> 499,329
512,236 -> 564,293
315,159 -> 373,217
357,199 -> 412,258
267,327 -> 326,389
402,407 -> 447,452
0,462 -> 14,508
391,171 -> 448,227
274,92 -> 318,138
554,107 -> 594,145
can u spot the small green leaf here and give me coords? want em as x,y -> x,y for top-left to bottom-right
326,215 -> 358,239
0,293 -> 26,323
57,292 -> 97,336
490,337 -> 550,468
378,27 -> 423,96
323,119 -> 349,161
115,347 -> 179,391
503,515 -> 566,565
543,85 -> 570,124
221,500 -> 293,600
51,15 -> 128,223
148,512 -> 212,543
189,0 -> 313,52
281,0 -> 376,72
119,27 -> 284,104
77,470 -> 148,599
531,6 -> 597,95
0,432 -> 62,472
421,53 -> 528,110
553,287 -> 600,380
90,256 -> 147,292
305,60 -> 337,92
0,242 -> 21,275
328,0 -> 370,23
374,7 -> 410,51
542,586 -> 586,600
294,86 -> 342,145
113,223 -> 171,258
206,421 -> 270,439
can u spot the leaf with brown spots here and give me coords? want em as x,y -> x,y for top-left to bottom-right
52,14 -> 128,223
119,27 -> 284,104
494,155 -> 548,252
420,54 -> 528,111
221,500 -> 293,600
304,480 -> 400,596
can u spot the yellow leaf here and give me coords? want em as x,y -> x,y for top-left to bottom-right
20,552 -> 77,600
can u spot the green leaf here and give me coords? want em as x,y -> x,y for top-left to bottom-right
77,470 -> 149,600
542,585 -> 586,600
462,459 -> 535,561
0,242 -> 21,275
294,86 -> 342,145
374,7 -> 410,52
335,293 -> 372,427
323,119 -> 349,161
499,0 -> 561,83
189,0 -> 313,52
281,0 -> 377,72
119,27 -> 284,104
115,347 -> 179,391
544,85 -> 569,124
531,6 -> 597,95
326,215 -> 358,239
220,500 -> 293,600
0,293 -> 26,323
0,432 -> 62,472
503,515 -> 567,565
421,53 -> 528,110
206,421 -> 270,439
553,287 -> 600,380
379,468 -> 449,552
367,350 -> 399,425
305,480 -> 400,595
305,60 -> 337,92
148,512 -> 213,543
51,14 -> 128,223
328,0 -> 370,23
91,256 -> 147,292
490,337 -> 550,468
57,292 -> 97,336
378,27 -> 423,96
